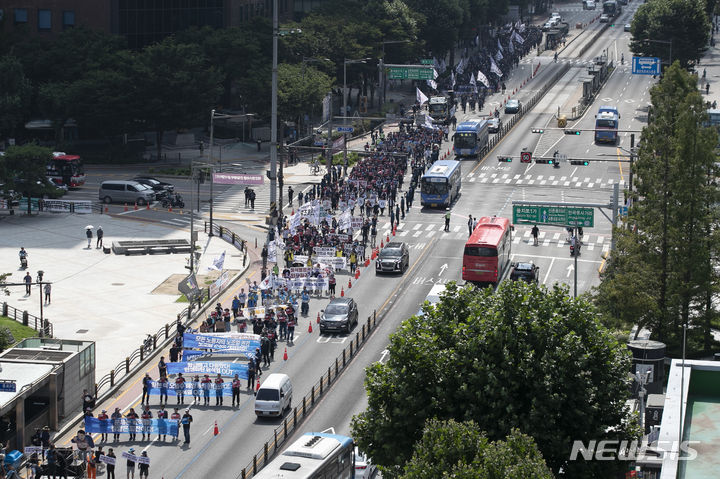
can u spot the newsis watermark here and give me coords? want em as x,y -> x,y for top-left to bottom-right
569,440 -> 699,461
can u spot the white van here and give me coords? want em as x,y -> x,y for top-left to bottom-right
254,373 -> 292,417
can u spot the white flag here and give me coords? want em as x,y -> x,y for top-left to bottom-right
469,72 -> 476,86
451,71 -> 456,88
456,57 -> 465,75
495,50 -> 504,61
513,31 -> 525,44
508,39 -> 514,54
209,251 -> 226,271
477,70 -> 490,88
518,23 -> 526,33
427,79 -> 437,90
424,115 -> 435,130
497,38 -> 504,52
491,59 -> 503,78
433,68 -> 438,79
416,87 -> 429,105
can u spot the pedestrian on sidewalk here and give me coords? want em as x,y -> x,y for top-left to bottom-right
389,208 -> 395,231
467,214 -> 474,237
86,227 -> 93,249
444,209 -> 451,232
24,272 -> 32,295
401,197 -> 406,219
532,225 -> 540,246
288,186 -> 294,206
44,282 -> 51,304
247,359 -> 256,390
96,226 -> 104,249
181,409 -> 193,444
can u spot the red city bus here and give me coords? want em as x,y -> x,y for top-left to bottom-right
462,216 -> 512,285
47,152 -> 86,188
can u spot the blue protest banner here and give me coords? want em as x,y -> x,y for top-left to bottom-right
182,349 -> 255,361
148,381 -> 239,397
166,361 -> 248,377
84,417 -> 178,436
182,333 -> 260,352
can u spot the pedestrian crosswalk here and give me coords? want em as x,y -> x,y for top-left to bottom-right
160,212 -> 201,228
202,182 -> 312,218
466,171 -> 625,189
513,227 -> 611,252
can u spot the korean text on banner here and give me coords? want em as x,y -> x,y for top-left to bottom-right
182,333 -> 260,352
166,361 -> 249,377
84,417 -> 179,437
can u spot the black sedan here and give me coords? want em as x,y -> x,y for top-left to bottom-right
376,242 -> 410,274
133,177 -> 174,198
509,262 -> 540,283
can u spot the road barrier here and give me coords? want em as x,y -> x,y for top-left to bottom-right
1,301 -> 53,337
235,310 -> 378,479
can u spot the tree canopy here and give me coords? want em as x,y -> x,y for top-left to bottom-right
595,62 -> 720,354
352,281 -> 636,477
629,0 -> 710,68
400,420 -> 553,479
2,144 -> 55,214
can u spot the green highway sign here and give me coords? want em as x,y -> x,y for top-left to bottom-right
513,205 -> 594,227
388,67 -> 435,80
421,59 -> 434,65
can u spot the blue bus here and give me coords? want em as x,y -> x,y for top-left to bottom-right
420,159 -> 462,207
453,119 -> 489,158
603,0 -> 621,16
595,106 -> 620,144
254,432 -> 355,478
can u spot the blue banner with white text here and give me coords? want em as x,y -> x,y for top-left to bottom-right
147,381 -> 242,397
167,361 -> 248,377
84,417 -> 179,436
182,333 -> 260,352
182,349 -> 255,361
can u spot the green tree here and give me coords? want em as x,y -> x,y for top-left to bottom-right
352,281 -> 636,477
597,62 -> 720,353
630,0 -> 710,68
2,144 -> 54,215
278,63 -> 333,128
0,55 -> 32,141
404,0 -> 466,56
400,420 -> 553,479
132,37 -> 223,158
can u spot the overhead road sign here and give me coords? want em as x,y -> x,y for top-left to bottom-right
421,59 -> 434,65
513,205 -> 595,227
520,152 -> 532,163
336,126 -> 354,133
632,56 -> 661,75
387,66 -> 435,80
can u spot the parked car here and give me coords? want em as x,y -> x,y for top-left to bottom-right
624,23 -> 632,32
600,14 -> 610,22
509,262 -> 540,283
504,99 -> 521,114
376,242 -> 410,274
584,0 -> 596,9
488,118 -> 502,133
550,12 -> 563,21
320,298 -> 359,334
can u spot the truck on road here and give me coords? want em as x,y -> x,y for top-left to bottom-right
428,96 -> 456,125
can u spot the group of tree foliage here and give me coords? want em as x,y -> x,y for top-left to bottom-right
595,62 -> 720,356
352,281 -> 638,478
0,0 -> 525,157
629,0 -> 714,68
0,144 -> 59,215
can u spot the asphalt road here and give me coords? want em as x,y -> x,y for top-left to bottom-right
56,5 -> 652,476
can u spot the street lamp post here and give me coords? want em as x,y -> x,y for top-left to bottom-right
379,40 -> 410,109
343,58 -> 370,123
270,0 -> 279,217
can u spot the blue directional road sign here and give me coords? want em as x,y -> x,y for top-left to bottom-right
0,381 -> 16,393
336,126 -> 354,133
632,56 -> 661,75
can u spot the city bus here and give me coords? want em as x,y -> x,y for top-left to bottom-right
603,0 -> 621,17
253,432 -> 355,479
453,119 -> 489,158
462,216 -> 512,286
47,152 -> 86,188
417,283 -> 448,317
594,106 -> 620,144
420,159 -> 461,207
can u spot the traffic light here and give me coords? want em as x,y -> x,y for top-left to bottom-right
564,129 -> 581,135
497,156 -> 513,162
570,159 -> 590,165
532,128 -> 544,134
536,158 -> 552,164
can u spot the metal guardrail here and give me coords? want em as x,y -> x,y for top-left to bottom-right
1,301 -> 53,337
204,222 -> 248,255
234,310 -> 378,479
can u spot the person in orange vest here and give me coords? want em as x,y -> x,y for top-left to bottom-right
201,374 -> 212,406
231,374 -> 241,407
97,409 -> 109,442
175,373 -> 186,405
214,374 -> 224,406
140,405 -> 153,441
170,408 -> 181,442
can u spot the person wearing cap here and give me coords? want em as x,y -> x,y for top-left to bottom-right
191,375 -> 201,404
444,208 -> 451,231
98,409 -> 110,442
125,408 -> 139,442
140,405 -> 152,441
71,429 -> 94,465
126,448 -> 136,479
156,404 -> 168,441
111,408 -> 123,442
180,409 -> 193,444
201,374 -> 212,406
231,374 -> 241,407
214,374 -> 224,406
106,448 -> 116,479
138,451 -> 149,479
175,372 -> 186,405
157,375 -> 169,406
141,373 -> 152,405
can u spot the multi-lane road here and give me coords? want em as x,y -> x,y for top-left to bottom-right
57,4 -> 652,476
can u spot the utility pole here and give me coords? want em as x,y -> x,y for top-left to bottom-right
269,0 -> 279,209
611,182 -> 619,251
629,133 -> 635,196
208,109 -> 215,236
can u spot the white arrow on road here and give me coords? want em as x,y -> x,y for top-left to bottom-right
566,264 -> 574,277
439,264 -> 448,276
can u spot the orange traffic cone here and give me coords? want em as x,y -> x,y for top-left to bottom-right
308,321 -> 313,333
380,239 -> 384,248
255,379 -> 260,394
348,278 -> 352,289
134,202 -> 138,211
386,234 -> 390,243
104,206 -> 109,213
124,203 -> 128,212
316,312 -> 321,324
340,287 -> 345,297
392,227 -> 396,236
213,421 -> 219,436
146,202 -> 150,210
355,269 -> 360,280
283,348 -> 288,361
169,205 -> 173,212
365,258 -> 370,267
291,209 -> 295,215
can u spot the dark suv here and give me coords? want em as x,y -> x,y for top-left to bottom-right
376,242 -> 410,274
509,262 -> 539,283
320,298 -> 359,334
